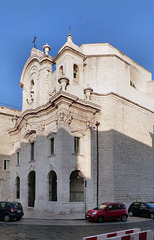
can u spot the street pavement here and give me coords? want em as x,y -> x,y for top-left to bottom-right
0,208 -> 153,240
23,207 -> 85,221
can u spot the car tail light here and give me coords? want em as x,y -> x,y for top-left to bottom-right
10,208 -> 15,213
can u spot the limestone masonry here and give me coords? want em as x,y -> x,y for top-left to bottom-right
0,32 -> 154,213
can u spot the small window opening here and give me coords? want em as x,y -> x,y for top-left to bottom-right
50,138 -> 54,155
4,160 -> 10,171
74,137 -> 80,154
73,64 -> 78,79
130,81 -> 136,89
31,142 -> 34,161
17,152 -> 20,165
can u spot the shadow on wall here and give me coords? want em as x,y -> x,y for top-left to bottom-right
1,126 -> 153,209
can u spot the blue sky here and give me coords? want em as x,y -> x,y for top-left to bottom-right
0,0 -> 154,110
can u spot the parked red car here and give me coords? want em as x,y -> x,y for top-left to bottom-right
85,202 -> 128,223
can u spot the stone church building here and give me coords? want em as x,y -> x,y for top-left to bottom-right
0,32 -> 154,213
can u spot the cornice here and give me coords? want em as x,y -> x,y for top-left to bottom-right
53,46 -> 85,62
8,91 -> 101,134
85,54 -> 130,66
92,91 -> 154,114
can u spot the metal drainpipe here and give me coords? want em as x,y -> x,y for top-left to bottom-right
96,121 -> 100,206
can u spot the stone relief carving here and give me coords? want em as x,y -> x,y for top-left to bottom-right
21,120 -> 36,140
29,163 -> 35,172
48,87 -> 56,96
75,163 -> 81,171
56,111 -> 73,126
40,67 -> 52,95
24,121 -> 32,133
37,121 -> 45,134
26,66 -> 38,106
86,120 -> 95,129
49,164 -> 54,170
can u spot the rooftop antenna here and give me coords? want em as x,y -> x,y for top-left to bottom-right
32,36 -> 37,48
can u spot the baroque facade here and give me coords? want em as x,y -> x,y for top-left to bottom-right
0,32 -> 154,213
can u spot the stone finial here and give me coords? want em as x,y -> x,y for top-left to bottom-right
84,86 -> 93,100
43,43 -> 51,55
58,77 -> 69,91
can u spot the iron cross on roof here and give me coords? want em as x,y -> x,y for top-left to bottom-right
32,36 -> 37,48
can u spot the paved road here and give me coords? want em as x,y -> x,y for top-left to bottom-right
0,218 -> 153,240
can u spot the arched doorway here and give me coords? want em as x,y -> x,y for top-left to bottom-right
28,171 -> 35,207
16,176 -> 20,199
70,170 -> 84,202
48,170 -> 57,201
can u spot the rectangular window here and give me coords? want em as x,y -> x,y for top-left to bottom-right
17,152 -> 20,165
31,142 -> 34,160
50,138 -> 54,155
74,137 -> 80,154
4,160 -> 10,171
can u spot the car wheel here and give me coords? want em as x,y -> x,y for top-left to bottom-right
98,216 -> 104,223
150,213 -> 154,219
3,215 -> 11,222
129,211 -> 133,217
121,214 -> 127,222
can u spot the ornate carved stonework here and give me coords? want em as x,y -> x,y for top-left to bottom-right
49,164 -> 54,170
25,120 -> 32,133
22,120 -> 36,140
86,120 -> 95,129
75,163 -> 81,171
37,121 -> 45,134
29,163 -> 35,172
56,111 -> 73,126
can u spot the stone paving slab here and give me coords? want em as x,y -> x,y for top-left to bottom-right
23,207 -> 85,220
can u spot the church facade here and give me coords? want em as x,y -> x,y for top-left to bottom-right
0,33 -> 154,213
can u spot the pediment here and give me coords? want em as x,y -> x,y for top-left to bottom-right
70,129 -> 85,137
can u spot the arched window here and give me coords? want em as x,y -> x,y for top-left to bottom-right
49,170 -> 57,201
70,170 -> 84,202
59,66 -> 64,76
73,64 -> 79,79
16,176 -> 20,199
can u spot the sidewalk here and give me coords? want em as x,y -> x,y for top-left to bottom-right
23,208 -> 85,220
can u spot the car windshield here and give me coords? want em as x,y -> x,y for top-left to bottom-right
94,204 -> 107,210
147,203 -> 154,208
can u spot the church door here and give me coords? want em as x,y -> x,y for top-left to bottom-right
28,171 -> 35,207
